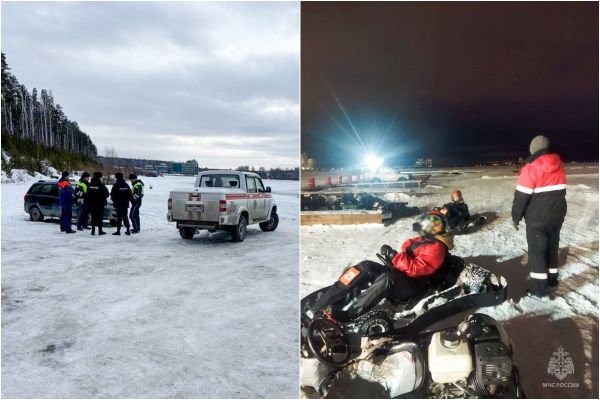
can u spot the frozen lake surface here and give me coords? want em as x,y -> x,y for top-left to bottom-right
2,175 -> 299,398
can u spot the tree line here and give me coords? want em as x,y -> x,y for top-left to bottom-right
1,53 -> 97,159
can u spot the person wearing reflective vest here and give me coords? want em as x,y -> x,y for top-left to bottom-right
58,170 -> 76,234
512,135 -> 567,298
75,172 -> 91,230
129,174 -> 144,233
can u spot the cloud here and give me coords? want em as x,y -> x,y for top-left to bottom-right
1,1 -> 299,168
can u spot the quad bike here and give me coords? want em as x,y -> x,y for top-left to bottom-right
301,313 -> 524,398
300,248 -> 514,398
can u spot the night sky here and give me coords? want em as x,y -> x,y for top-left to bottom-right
301,2 -> 598,167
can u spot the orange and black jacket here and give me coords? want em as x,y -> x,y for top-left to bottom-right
512,149 -> 567,225
58,177 -> 74,206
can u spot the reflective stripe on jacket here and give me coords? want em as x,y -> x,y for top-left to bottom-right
512,149 -> 567,224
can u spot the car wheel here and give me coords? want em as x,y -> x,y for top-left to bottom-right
231,215 -> 247,242
259,211 -> 279,232
371,177 -> 382,183
179,227 -> 195,239
29,206 -> 44,221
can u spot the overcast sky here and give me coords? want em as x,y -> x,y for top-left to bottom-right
2,1 -> 299,168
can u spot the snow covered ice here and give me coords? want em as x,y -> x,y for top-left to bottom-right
2,175 -> 299,398
301,164 -> 598,398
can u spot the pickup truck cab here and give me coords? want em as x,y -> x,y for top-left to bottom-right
167,170 -> 278,242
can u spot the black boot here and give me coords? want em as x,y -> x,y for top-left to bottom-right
125,229 -> 131,235
113,230 -> 121,236
98,229 -> 106,235
91,227 -> 96,235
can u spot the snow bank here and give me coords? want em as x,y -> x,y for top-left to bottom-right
1,169 -> 49,184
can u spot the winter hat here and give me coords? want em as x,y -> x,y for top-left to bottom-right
61,170 -> 70,178
128,173 -> 137,180
115,172 -> 124,179
81,172 -> 90,179
93,171 -> 103,179
529,135 -> 549,154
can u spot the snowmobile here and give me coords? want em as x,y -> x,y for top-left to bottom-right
301,313 -> 524,398
300,247 -> 508,369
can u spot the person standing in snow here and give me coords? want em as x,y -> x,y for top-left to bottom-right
75,172 -> 91,231
312,210 -> 455,321
128,174 -> 144,234
512,135 -> 567,298
87,172 -> 109,235
58,170 -> 76,234
110,172 -> 133,236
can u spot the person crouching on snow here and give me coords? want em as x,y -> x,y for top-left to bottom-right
441,190 -> 471,230
313,210 -> 454,322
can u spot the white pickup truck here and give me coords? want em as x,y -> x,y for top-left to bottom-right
167,170 -> 278,242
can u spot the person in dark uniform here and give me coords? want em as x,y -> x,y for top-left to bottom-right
128,174 -> 144,234
88,171 -> 109,235
110,172 -> 133,235
441,190 -> 471,230
58,170 -> 76,234
512,135 -> 567,298
75,172 -> 91,230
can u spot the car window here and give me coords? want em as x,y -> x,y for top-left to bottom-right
199,174 -> 240,188
38,184 -> 57,195
29,184 -> 42,194
246,176 -> 257,193
255,178 -> 265,192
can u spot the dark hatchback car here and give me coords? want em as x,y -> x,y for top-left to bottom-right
24,180 -> 117,225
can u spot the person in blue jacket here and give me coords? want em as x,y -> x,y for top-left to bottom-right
128,173 -> 144,233
58,170 -> 76,234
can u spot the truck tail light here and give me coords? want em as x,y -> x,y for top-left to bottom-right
168,198 -> 172,210
219,200 -> 227,213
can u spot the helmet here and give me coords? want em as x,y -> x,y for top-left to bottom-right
413,210 -> 447,236
451,190 -> 463,204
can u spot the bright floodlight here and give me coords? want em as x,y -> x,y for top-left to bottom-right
364,153 -> 384,171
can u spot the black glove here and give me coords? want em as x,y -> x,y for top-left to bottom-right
380,244 -> 397,259
513,221 -> 519,231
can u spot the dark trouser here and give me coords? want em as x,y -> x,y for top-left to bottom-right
130,200 -> 141,231
115,205 -> 130,231
526,221 -> 563,296
90,206 -> 104,230
77,202 -> 90,229
313,261 -> 419,321
60,203 -> 73,232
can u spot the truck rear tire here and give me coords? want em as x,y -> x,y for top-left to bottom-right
231,215 -> 247,242
29,206 -> 44,221
259,211 -> 279,232
179,227 -> 195,239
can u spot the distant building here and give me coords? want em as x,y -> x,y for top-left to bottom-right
156,162 -> 169,174
170,162 -> 183,174
182,160 -> 198,176
301,153 -> 315,170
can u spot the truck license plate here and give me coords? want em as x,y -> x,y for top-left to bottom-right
185,204 -> 204,213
